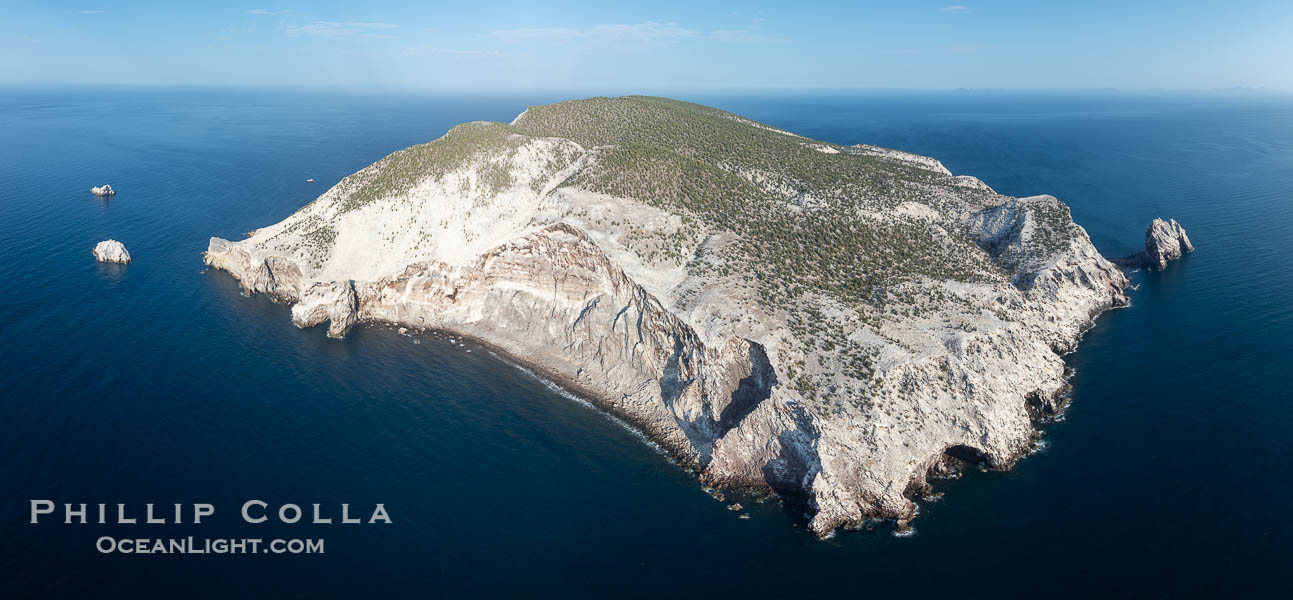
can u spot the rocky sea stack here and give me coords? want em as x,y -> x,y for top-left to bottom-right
1115,218 -> 1195,270
206,96 -> 1155,536
93,239 -> 131,264
90,184 -> 116,197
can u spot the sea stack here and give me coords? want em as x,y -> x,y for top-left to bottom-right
92,240 -> 131,264
1117,218 -> 1194,270
90,185 -> 116,197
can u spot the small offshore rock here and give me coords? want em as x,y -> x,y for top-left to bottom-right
90,184 -> 115,197
727,503 -> 743,511
397,327 -> 408,335
1115,218 -> 1194,270
92,239 -> 131,264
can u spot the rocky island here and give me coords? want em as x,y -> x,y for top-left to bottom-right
93,239 -> 131,264
91,184 -> 116,197
206,96 -> 1174,536
1114,217 -> 1195,270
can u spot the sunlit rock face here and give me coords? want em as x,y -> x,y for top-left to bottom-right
93,239 -> 130,264
1141,218 -> 1195,270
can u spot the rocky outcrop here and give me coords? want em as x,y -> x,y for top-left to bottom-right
1115,218 -> 1194,270
90,185 -> 115,197
204,97 -> 1152,537
291,280 -> 359,338
92,239 -> 131,264
204,238 -> 302,301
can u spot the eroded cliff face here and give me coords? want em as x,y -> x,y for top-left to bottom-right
205,97 -> 1135,536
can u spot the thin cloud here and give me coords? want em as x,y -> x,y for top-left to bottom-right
247,9 -> 286,16
286,21 -> 399,39
488,22 -> 697,44
709,29 -> 775,43
948,44 -> 992,54
939,5 -> 972,14
432,48 -> 500,56
78,9 -> 105,14
402,47 -> 501,57
486,21 -> 775,45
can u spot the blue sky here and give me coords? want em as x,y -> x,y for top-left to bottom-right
3,0 -> 1291,91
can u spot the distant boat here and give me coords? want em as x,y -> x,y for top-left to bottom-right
306,178 -> 314,183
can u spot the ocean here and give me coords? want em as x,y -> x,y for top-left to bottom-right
2,86 -> 1291,597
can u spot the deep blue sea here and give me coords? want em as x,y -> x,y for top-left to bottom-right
2,87 -> 1292,597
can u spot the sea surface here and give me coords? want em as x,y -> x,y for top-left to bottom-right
2,87 -> 1291,597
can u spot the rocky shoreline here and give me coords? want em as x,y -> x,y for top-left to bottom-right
204,97 -> 1192,536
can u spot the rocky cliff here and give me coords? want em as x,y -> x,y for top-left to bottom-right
205,96 -> 1136,536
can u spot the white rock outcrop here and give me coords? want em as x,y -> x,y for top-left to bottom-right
91,185 -> 116,197
291,280 -> 359,338
92,239 -> 131,264
204,97 -> 1145,536
1115,218 -> 1194,270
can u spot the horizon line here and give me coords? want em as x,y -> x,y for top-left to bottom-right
1,81 -> 1290,96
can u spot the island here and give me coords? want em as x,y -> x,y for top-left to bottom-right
93,239 -> 131,264
91,184 -> 116,197
205,96 -> 1180,536
1114,217 -> 1195,270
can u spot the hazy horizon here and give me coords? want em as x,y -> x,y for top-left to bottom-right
3,82 -> 1289,97
4,1 -> 1291,92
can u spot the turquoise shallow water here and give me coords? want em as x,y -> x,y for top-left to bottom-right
2,87 -> 1291,597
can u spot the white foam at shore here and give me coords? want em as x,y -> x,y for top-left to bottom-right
486,349 -> 674,461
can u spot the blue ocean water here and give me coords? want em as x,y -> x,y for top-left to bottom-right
2,87 -> 1291,597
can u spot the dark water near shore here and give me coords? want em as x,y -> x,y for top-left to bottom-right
2,87 -> 1292,597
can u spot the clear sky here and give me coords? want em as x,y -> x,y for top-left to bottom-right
3,0 -> 1290,91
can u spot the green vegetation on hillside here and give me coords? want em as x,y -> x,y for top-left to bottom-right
281,95 -> 1086,400
513,97 -> 1007,315
328,122 -> 529,213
